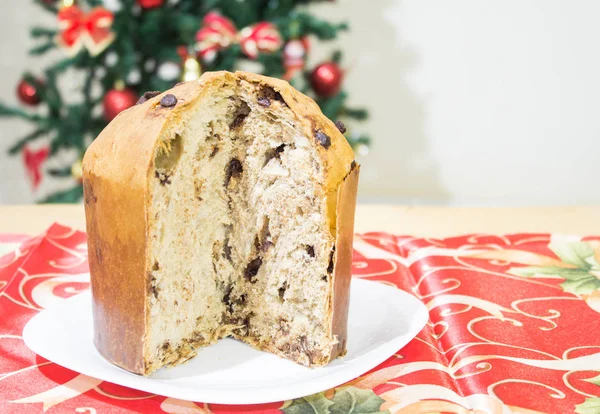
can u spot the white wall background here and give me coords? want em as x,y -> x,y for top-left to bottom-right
1,0 -> 599,205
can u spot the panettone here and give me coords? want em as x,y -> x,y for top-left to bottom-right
82,71 -> 359,375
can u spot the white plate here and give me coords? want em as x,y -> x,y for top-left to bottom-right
23,279 -> 427,405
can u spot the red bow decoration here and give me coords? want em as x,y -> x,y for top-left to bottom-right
195,12 -> 282,62
23,146 -> 49,190
56,6 -> 115,57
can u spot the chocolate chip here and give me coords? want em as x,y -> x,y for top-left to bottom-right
306,245 -> 315,258
160,94 -> 177,107
209,145 -> 220,158
223,284 -> 234,313
229,159 -> 243,174
224,158 -> 243,186
253,234 -> 261,251
155,170 -> 172,185
315,131 -> 331,149
327,246 -> 335,273
278,281 -> 288,301
264,144 -> 286,166
237,294 -> 247,305
149,275 -> 159,299
230,102 -> 251,128
136,91 -> 161,105
153,261 -> 160,271
301,336 -> 318,364
259,87 -> 287,106
244,258 -> 263,283
350,160 -> 357,169
231,113 -> 247,129
335,120 -> 347,133
258,97 -> 271,107
223,240 -> 232,262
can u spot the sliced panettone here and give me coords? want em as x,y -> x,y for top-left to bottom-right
83,71 -> 359,375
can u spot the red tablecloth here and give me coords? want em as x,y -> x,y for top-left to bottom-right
1,224 -> 600,413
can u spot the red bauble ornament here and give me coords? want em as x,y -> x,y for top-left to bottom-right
137,0 -> 164,8
17,79 -> 42,106
310,62 -> 344,97
103,88 -> 137,121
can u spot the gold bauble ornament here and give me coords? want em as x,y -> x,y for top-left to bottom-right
182,57 -> 202,82
71,159 -> 83,181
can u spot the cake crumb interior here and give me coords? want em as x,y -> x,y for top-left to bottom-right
144,79 -> 336,374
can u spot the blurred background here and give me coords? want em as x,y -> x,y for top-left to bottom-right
0,0 -> 598,205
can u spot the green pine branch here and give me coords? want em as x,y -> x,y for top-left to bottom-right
332,50 -> 343,63
30,42 -> 56,56
31,27 -> 57,38
83,67 -> 96,116
47,53 -> 86,75
47,166 -> 73,177
258,51 -> 285,78
8,129 -> 51,155
279,12 -> 348,40
316,91 -> 347,120
342,107 -> 369,121
0,102 -> 41,121
33,0 -> 58,14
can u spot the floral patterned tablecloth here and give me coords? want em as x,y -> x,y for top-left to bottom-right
1,224 -> 600,414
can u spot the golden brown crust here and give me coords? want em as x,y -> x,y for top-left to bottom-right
82,96 -> 169,374
83,71 -> 357,374
83,74 -> 230,374
329,163 -> 360,360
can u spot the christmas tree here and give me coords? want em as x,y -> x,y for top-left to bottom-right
1,0 -> 370,203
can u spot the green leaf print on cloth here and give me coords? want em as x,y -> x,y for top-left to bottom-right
282,393 -> 335,414
509,240 -> 600,295
583,374 -> 600,387
329,387 -> 387,414
282,387 -> 387,414
575,397 -> 600,414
